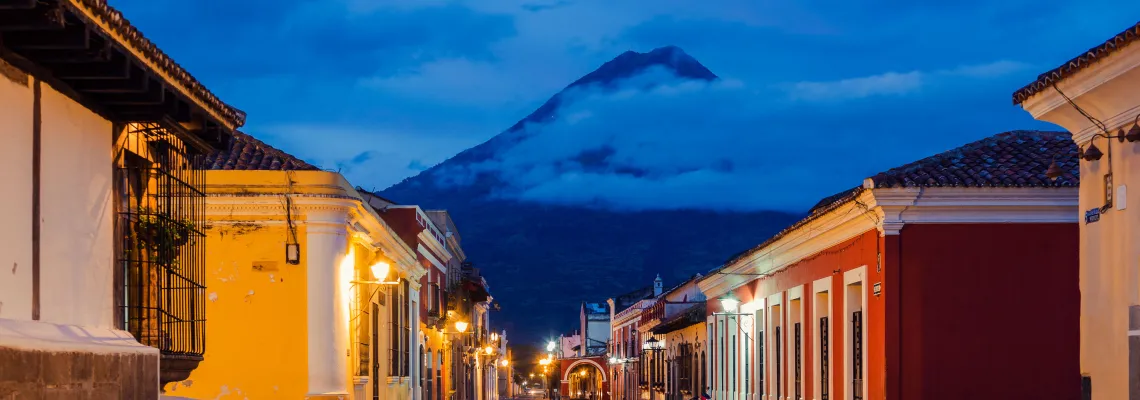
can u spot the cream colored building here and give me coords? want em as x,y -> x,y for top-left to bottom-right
1015,22 -> 1140,399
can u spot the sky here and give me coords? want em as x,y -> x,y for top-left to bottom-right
112,0 -> 1140,211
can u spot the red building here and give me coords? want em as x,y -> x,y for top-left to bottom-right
698,130 -> 1080,400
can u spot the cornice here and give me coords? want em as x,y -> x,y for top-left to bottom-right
698,190 -> 878,299
1021,44 -> 1140,145
699,186 -> 1079,300
418,231 -> 453,266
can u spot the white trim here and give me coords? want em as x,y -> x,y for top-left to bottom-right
786,287 -> 806,400
419,243 -> 446,272
843,266 -> 868,400
766,293 -> 783,400
787,285 -> 804,301
700,187 -> 1077,300
812,277 -> 833,400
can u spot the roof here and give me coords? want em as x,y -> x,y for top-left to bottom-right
868,130 -> 1078,188
650,303 -> 706,335
1013,21 -> 1140,105
72,0 -> 245,127
718,130 -> 1078,269
203,131 -> 320,171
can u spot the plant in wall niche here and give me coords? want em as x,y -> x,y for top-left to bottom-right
133,206 -> 196,268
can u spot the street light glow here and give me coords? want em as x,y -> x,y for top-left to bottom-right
454,321 -> 469,333
546,341 -> 556,352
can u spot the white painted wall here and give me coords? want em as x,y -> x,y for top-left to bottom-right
39,85 -> 114,328
0,71 -> 34,321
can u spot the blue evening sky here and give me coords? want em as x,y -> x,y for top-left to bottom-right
113,0 -> 1140,209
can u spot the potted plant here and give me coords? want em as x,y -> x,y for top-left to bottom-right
134,206 -> 195,268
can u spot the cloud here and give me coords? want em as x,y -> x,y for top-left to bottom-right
785,60 -> 1032,102
429,63 -> 1053,212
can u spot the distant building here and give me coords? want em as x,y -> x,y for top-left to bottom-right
607,276 -> 667,400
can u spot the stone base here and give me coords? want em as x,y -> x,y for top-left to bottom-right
0,345 -> 158,399
0,319 -> 160,400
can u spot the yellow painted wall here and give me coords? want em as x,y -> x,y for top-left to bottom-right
164,217 -> 311,399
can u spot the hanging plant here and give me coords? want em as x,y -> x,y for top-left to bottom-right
133,206 -> 195,268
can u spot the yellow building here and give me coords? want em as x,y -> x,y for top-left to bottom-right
164,134 -> 426,399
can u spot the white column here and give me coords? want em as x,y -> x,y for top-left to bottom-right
306,208 -> 351,396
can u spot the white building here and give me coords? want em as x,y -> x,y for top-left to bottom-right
0,0 -> 244,397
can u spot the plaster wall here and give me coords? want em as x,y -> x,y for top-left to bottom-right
1020,43 -> 1140,400
38,84 -> 114,328
0,69 -> 34,321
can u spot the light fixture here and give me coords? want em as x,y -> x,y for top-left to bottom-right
1083,143 -> 1104,161
608,357 -> 617,364
719,293 -> 740,313
1046,160 -> 1064,181
538,358 -> 551,366
1127,123 -> 1140,142
370,261 -> 391,282
285,243 -> 300,265
580,370 -> 587,377
485,346 -> 494,355
501,359 -> 509,367
455,321 -> 469,333
491,333 -> 498,342
546,341 -> 556,352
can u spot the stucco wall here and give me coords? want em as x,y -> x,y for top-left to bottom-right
165,220 -> 311,398
38,84 -> 114,328
0,71 -> 34,321
0,75 -> 113,328
897,223 -> 1079,400
713,229 -> 882,400
1019,44 -> 1140,400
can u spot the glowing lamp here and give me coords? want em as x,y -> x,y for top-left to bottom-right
455,321 -> 469,333
485,346 -> 494,355
546,341 -> 556,352
370,261 -> 391,282
719,294 -> 740,313
501,359 -> 509,367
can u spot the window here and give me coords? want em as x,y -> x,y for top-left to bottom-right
115,122 -> 206,358
775,326 -> 782,398
821,317 -> 829,400
852,311 -> 863,400
758,327 -> 764,398
437,350 -> 443,400
425,347 -> 432,400
390,279 -> 411,377
795,322 -> 802,400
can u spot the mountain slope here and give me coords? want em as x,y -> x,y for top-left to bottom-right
381,46 -> 798,343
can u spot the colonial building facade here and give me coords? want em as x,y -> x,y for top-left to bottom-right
1014,21 -> 1140,400
698,131 -> 1081,400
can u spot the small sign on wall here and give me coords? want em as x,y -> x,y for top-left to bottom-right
873,282 -> 882,297
1085,208 -> 1101,224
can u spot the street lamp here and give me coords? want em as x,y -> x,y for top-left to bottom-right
546,340 -> 556,352
485,346 -> 494,355
720,293 -> 740,313
454,321 -> 469,333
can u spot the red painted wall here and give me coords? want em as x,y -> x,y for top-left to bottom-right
711,229 -> 885,400
896,223 -> 1079,400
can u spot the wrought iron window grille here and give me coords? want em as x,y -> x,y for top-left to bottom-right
115,122 -> 206,360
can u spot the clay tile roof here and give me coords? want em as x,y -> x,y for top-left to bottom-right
204,131 -> 320,171
72,0 -> 245,127
1013,21 -> 1140,105
712,130 -> 1078,272
868,130 -> 1078,188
